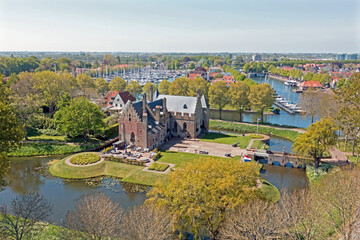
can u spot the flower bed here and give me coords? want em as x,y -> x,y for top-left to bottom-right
148,163 -> 169,172
104,156 -> 145,166
70,153 -> 101,165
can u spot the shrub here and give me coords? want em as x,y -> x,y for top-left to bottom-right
248,134 -> 263,139
104,156 -> 145,166
38,128 -> 62,136
153,152 -> 161,160
148,163 -> 169,172
70,153 -> 101,165
102,146 -> 114,154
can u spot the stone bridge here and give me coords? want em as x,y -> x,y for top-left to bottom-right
247,150 -> 306,168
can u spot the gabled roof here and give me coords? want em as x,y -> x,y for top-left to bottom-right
118,91 -> 136,103
156,94 -> 208,114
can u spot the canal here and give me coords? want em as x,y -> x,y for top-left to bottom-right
210,76 -> 320,128
0,151 -> 308,224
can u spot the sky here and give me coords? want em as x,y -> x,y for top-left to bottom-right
0,0 -> 359,53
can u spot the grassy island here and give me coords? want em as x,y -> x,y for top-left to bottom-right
50,151 -> 280,202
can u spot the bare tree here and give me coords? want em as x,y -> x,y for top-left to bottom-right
218,199 -> 288,240
279,189 -> 325,240
299,90 -> 336,123
314,168 -> 360,240
122,205 -> 174,240
0,192 -> 53,240
64,192 -> 124,240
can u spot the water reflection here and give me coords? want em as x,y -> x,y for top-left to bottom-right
0,156 -> 147,224
261,165 -> 308,193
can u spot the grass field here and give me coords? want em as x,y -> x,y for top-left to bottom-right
199,132 -> 251,148
148,162 -> 169,171
347,155 -> 359,164
50,157 -> 168,186
8,143 -> 99,157
260,180 -> 280,203
209,120 -> 300,141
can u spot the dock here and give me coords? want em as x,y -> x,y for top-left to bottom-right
274,96 -> 304,115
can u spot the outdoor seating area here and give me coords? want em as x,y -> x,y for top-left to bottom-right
101,145 -> 155,165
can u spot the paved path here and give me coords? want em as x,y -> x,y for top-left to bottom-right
211,120 -> 306,133
65,153 -> 104,167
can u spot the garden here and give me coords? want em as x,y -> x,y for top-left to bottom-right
69,153 -> 101,165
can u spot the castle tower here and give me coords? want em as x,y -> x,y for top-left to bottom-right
142,93 -> 148,148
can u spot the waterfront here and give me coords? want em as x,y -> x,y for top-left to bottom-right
0,153 -> 307,224
210,76 -> 319,128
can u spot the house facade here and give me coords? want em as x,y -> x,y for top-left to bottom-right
101,91 -> 136,114
118,90 -> 209,150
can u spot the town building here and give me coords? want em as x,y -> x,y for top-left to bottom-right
101,91 -> 136,114
117,90 -> 209,150
252,54 -> 262,62
299,81 -> 323,91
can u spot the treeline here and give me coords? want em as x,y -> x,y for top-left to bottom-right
222,64 -> 256,85
268,65 -> 335,84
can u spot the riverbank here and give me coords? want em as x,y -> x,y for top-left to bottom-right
267,74 -> 290,82
209,120 -> 302,141
8,142 -> 100,157
210,108 -> 275,115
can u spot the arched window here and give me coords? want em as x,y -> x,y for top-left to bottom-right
183,122 -> 187,131
130,132 -> 135,143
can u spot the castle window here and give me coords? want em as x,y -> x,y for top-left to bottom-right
183,104 -> 187,109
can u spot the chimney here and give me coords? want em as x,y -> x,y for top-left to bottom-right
197,89 -> 201,99
142,93 -> 147,114
149,85 -> 153,102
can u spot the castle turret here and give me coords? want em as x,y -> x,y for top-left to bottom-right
149,85 -> 153,102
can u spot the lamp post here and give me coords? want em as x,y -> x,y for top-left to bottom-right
257,118 -> 260,136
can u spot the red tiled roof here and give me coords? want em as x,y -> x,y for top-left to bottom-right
223,75 -> 234,81
188,73 -> 202,80
118,91 -> 136,103
299,81 -> 322,88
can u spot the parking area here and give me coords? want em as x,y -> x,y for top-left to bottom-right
161,137 -> 245,158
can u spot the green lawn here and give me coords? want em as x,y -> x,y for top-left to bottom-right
27,135 -> 68,142
199,132 -> 251,148
50,157 -> 168,186
347,155 -> 359,164
148,162 -> 169,171
8,143 -> 99,157
260,180 -> 280,203
157,150 -> 239,169
338,141 -> 359,153
251,140 -> 269,150
210,120 -> 299,141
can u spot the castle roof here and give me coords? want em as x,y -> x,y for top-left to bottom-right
156,95 -> 208,114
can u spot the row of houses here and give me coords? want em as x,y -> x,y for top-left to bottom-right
188,66 -> 235,87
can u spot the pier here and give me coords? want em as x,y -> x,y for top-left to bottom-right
274,96 -> 304,115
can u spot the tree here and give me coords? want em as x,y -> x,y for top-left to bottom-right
292,118 -> 336,168
94,77 -> 109,96
243,63 -> 251,73
208,81 -> 229,119
31,71 -> 76,116
123,206 -> 173,240
142,82 -> 156,101
188,62 -> 195,69
169,60 -> 180,70
229,81 -> 250,122
298,90 -> 334,123
0,80 -> 24,185
168,77 -> 190,96
109,76 -> 127,92
76,73 -> 96,98
0,193 -> 53,240
147,159 -> 260,239
102,54 -> 118,66
188,76 -> 209,99
54,97 -> 105,140
65,193 -> 124,240
248,83 -> 274,123
313,169 -> 360,240
219,199 -> 287,240
126,81 -> 142,99
158,78 -> 171,95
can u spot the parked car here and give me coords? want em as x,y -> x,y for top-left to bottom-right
199,150 -> 208,155
225,153 -> 232,157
